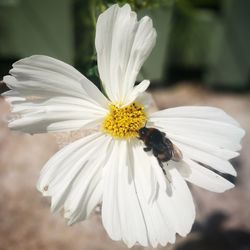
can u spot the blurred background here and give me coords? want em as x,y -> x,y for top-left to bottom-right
0,0 -> 249,250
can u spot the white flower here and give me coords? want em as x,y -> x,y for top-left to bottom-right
2,4 -> 245,248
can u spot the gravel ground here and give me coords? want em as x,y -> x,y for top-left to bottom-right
0,83 -> 249,250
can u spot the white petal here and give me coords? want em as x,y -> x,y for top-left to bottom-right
135,91 -> 154,110
103,139 -> 161,247
136,141 -> 167,196
65,137 -> 112,224
150,106 -> 240,126
5,95 -> 107,133
149,106 -> 244,176
173,158 -> 234,193
166,133 -> 239,160
38,132 -> 102,193
102,139 -> 195,247
131,140 -> 159,202
123,80 -> 150,105
37,133 -> 109,222
132,152 -> 195,246
46,119 -> 103,132
131,141 -> 176,247
5,55 -> 108,107
160,168 -> 195,237
153,118 -> 244,151
170,137 -> 237,176
2,55 -> 109,133
102,140 -> 123,242
95,4 -> 156,104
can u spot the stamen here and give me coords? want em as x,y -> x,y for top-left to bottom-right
102,102 -> 147,139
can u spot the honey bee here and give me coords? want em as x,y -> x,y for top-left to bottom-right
138,127 -> 183,175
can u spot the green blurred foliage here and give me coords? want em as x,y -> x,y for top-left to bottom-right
103,0 -> 173,11
169,1 -> 220,67
1,0 -> 249,90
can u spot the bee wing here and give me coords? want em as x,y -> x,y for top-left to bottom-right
171,144 -> 183,162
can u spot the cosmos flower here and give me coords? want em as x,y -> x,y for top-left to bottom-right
2,4 -> 245,248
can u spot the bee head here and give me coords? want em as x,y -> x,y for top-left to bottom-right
138,127 -> 148,140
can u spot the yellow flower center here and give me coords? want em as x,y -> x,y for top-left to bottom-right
102,102 -> 147,139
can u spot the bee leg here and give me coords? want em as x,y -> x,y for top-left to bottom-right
153,149 -> 158,157
158,160 -> 172,183
157,159 -> 166,175
143,147 -> 151,152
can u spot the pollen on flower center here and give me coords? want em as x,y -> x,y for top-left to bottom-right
102,102 -> 147,139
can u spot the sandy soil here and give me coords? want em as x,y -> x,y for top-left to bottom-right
0,83 -> 249,250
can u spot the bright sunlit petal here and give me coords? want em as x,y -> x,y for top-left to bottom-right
149,106 -> 244,179
95,4 -> 156,104
101,139 -> 196,247
3,55 -> 108,133
173,159 -> 235,193
6,55 -> 108,106
37,133 -> 111,221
